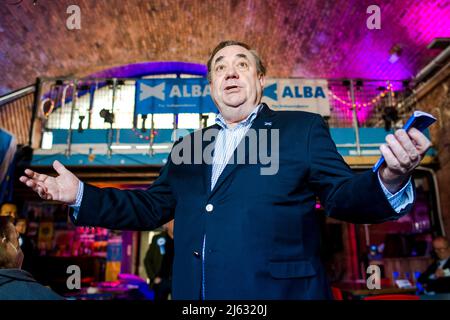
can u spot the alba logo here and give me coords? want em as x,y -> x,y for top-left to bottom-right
139,82 -> 211,102
139,83 -> 165,101
282,85 -> 326,99
263,83 -> 327,100
263,83 -> 278,100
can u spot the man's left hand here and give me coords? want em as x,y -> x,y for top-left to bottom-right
379,127 -> 432,193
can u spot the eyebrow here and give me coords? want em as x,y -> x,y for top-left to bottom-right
214,53 -> 250,66
214,56 -> 224,65
236,53 -> 249,60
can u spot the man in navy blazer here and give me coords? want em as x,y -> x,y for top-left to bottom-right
21,41 -> 431,299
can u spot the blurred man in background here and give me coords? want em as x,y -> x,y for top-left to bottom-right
144,220 -> 174,300
419,236 -> 450,294
15,218 -> 35,274
0,216 -> 62,300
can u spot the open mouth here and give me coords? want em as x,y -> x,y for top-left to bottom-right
224,85 -> 240,93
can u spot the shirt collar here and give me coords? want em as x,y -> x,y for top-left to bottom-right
215,104 -> 262,130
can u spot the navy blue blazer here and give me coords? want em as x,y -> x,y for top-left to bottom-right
71,104 -> 414,299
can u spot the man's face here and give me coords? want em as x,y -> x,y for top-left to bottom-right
15,220 -> 27,235
433,239 -> 450,260
209,45 -> 265,125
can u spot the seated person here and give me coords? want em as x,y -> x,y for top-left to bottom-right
418,236 -> 450,294
0,216 -> 63,300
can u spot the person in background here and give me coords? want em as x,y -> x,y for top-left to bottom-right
0,203 -> 17,219
418,236 -> 450,294
15,218 -> 35,274
0,216 -> 62,300
144,220 -> 174,300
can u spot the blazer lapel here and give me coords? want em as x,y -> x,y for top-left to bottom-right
207,104 -> 276,198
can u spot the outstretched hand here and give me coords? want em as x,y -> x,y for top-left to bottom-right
19,160 -> 80,204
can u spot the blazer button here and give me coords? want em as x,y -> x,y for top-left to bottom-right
193,251 -> 201,258
205,204 -> 214,213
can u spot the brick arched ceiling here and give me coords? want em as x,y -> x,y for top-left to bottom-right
0,0 -> 449,95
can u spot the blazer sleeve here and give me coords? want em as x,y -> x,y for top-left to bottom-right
69,153 -> 176,231
307,115 -> 414,224
418,262 -> 437,285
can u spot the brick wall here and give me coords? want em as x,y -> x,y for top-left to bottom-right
415,64 -> 450,236
0,0 -> 447,94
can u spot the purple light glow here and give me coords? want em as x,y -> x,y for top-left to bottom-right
89,61 -> 207,79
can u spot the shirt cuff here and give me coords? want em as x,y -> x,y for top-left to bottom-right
69,181 -> 84,220
377,172 -> 414,214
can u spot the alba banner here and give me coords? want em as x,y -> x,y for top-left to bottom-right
135,78 -> 330,116
261,79 -> 330,116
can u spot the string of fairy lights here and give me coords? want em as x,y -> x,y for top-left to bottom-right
328,82 -> 395,110
131,127 -> 153,141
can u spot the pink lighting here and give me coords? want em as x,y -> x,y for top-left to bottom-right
275,1 -> 449,80
400,1 -> 450,47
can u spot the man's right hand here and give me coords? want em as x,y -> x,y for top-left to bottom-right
19,160 -> 80,204
435,268 -> 446,278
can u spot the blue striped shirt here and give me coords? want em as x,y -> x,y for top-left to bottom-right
211,104 -> 262,190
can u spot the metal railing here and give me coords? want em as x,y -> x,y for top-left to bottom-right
1,77 -> 421,156
0,85 -> 38,147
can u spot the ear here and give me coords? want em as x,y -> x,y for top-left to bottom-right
259,74 -> 265,89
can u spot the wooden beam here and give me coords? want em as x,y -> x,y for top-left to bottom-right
344,155 -> 436,166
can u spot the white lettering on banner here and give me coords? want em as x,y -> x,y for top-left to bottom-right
169,85 -> 210,98
192,85 -> 202,97
203,84 -> 211,97
169,85 -> 181,98
182,85 -> 190,97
